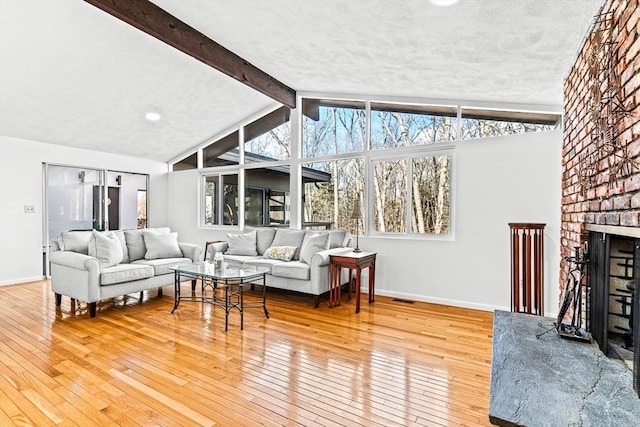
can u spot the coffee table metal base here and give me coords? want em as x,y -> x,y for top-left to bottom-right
172,270 -> 268,331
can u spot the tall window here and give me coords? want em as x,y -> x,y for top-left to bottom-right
202,174 -> 238,226
372,154 -> 450,235
245,167 -> 291,226
302,158 -> 364,232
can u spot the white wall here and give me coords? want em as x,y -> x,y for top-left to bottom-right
166,129 -> 562,315
0,135 -> 169,285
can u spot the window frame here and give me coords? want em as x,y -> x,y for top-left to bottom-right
366,144 -> 455,241
188,94 -> 557,240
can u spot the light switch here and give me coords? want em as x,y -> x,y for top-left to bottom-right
24,205 -> 35,213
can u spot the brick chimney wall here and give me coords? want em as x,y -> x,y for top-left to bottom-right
561,0 -> 640,295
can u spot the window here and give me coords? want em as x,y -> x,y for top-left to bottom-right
190,95 -> 557,238
372,154 -> 451,235
245,107 -> 291,161
303,99 -> 366,158
460,108 -> 559,140
202,173 -> 238,226
173,153 -> 198,171
370,103 -> 457,149
245,167 -> 291,226
302,158 -> 364,232
203,131 -> 239,168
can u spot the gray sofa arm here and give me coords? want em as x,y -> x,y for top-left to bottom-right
205,241 -> 229,261
49,251 -> 101,303
179,243 -> 202,262
310,247 -> 353,267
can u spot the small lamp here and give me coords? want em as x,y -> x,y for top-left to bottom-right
350,195 -> 363,253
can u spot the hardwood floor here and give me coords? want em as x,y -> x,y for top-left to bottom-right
0,280 -> 494,426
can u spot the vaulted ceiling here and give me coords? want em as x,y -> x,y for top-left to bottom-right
0,0 -> 604,162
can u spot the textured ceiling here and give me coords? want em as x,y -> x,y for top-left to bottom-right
0,0 -> 604,162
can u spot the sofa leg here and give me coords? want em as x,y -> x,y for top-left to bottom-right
314,295 -> 320,308
158,287 -> 163,297
191,279 -> 197,291
89,302 -> 97,318
55,293 -> 62,306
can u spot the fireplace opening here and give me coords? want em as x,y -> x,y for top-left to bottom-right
588,230 -> 639,397
606,237 -> 635,369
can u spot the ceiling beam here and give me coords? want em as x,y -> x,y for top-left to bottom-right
84,0 -> 296,108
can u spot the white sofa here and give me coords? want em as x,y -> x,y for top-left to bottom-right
207,227 -> 351,307
50,227 -> 201,317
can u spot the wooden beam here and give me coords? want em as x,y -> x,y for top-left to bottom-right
84,0 -> 296,108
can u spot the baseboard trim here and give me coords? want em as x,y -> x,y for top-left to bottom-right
365,288 -> 508,313
0,276 -> 47,286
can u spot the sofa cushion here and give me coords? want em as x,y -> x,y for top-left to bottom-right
242,258 -> 283,274
132,257 -> 191,276
271,229 -> 306,259
124,228 -> 170,262
244,227 -> 277,255
271,261 -> 310,281
221,254 -> 260,267
263,246 -> 297,262
100,263 -> 154,286
143,231 -> 183,259
88,230 -> 123,268
326,229 -> 348,249
225,230 -> 258,256
57,230 -> 92,254
300,232 -> 329,265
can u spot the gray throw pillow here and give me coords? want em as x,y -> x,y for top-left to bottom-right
143,231 -> 183,260
244,226 -> 277,255
88,230 -> 124,268
300,232 -> 330,264
225,230 -> 258,256
113,230 -> 130,263
58,231 -> 92,254
271,229 -> 306,259
125,228 -> 171,261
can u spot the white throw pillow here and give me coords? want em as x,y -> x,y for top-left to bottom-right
143,231 -> 183,260
263,246 -> 297,261
88,230 -> 124,268
300,232 -> 330,265
225,230 -> 258,256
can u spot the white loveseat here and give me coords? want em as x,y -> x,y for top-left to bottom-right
50,227 -> 201,317
207,227 -> 351,307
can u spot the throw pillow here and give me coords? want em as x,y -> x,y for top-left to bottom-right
58,230 -> 92,254
263,246 -> 297,262
271,229 -> 306,259
225,230 -> 258,256
244,226 -> 277,255
88,230 -> 124,268
143,231 -> 183,260
125,228 -> 171,261
300,232 -> 330,265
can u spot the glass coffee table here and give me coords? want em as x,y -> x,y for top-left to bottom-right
170,263 -> 269,331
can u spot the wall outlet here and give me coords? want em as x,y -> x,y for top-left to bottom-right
24,205 -> 35,214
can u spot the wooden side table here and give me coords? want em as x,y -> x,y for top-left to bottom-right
329,251 -> 376,313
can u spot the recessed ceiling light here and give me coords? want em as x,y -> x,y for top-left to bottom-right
430,0 -> 460,6
145,112 -> 161,122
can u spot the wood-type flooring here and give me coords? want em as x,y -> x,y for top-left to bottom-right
0,280 -> 493,426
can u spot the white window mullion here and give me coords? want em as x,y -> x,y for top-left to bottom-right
406,159 -> 413,236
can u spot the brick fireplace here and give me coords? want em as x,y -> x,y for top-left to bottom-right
562,0 -> 639,397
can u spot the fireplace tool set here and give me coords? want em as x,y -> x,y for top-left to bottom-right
554,247 -> 593,342
537,247 -> 592,341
